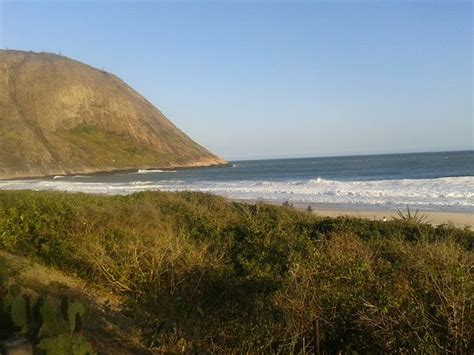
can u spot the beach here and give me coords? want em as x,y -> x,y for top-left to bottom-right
307,206 -> 473,228
255,201 -> 472,228
0,152 -> 471,228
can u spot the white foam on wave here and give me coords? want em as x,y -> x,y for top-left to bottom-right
0,176 -> 472,209
137,169 -> 177,174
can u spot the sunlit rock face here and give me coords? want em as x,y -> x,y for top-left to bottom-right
0,50 -> 226,179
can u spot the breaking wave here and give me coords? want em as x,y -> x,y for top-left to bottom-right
0,176 -> 472,210
137,169 -> 177,174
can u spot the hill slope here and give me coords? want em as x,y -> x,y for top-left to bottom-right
0,50 -> 226,179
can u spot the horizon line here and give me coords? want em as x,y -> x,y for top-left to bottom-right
228,148 -> 473,162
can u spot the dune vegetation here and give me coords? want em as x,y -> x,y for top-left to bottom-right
0,190 -> 472,353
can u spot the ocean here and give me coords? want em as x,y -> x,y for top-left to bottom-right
1,150 -> 473,212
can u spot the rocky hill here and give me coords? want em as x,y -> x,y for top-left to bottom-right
0,50 -> 226,179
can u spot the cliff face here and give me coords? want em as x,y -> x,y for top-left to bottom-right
0,50 -> 226,179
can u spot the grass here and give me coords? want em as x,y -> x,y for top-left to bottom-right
57,125 -> 173,168
0,190 -> 472,353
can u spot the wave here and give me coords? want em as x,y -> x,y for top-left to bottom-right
0,176 -> 472,210
308,177 -> 329,184
137,169 -> 177,174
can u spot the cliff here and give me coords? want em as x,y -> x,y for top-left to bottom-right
0,50 -> 226,179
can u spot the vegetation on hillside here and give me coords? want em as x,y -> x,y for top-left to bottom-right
0,50 -> 225,179
0,190 -> 472,353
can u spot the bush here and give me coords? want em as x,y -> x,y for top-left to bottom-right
0,190 -> 472,353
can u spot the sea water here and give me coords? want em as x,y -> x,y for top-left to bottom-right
1,151 -> 473,212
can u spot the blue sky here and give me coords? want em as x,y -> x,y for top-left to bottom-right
1,0 -> 472,160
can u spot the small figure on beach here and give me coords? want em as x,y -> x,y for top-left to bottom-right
382,216 -> 387,222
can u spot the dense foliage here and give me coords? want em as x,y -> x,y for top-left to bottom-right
0,190 -> 472,353
0,256 -> 94,354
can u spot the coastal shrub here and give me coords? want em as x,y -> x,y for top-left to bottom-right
276,236 -> 474,353
0,256 -> 95,354
0,190 -> 472,353
310,215 -> 473,250
0,192 -> 74,263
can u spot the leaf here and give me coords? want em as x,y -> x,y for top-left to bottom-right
72,334 -> 95,355
38,334 -> 95,355
67,302 -> 87,335
196,305 -> 204,317
11,294 -> 28,329
38,334 -> 72,355
39,300 -> 66,337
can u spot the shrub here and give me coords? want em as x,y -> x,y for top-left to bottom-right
0,190 -> 472,352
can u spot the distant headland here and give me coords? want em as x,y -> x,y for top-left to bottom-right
0,50 -> 226,179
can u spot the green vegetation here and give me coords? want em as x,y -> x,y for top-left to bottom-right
56,125 -> 174,168
0,190 -> 472,353
0,256 -> 94,354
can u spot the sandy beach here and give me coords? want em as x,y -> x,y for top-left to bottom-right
312,208 -> 472,228
254,201 -> 473,228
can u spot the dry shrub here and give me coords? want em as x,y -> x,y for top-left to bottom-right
0,190 -> 472,353
275,233 -> 375,353
405,241 -> 473,353
276,235 -> 473,353
77,226 -> 226,351
354,240 -> 473,353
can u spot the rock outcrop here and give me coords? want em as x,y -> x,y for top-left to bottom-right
0,50 -> 226,179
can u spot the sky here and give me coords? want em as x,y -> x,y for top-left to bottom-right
0,0 -> 472,160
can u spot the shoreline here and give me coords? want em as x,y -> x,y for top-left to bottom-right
0,161 -> 231,181
246,200 -> 473,228
0,181 -> 471,227
309,208 -> 472,228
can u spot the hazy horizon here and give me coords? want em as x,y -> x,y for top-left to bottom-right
1,0 -> 472,160
229,148 -> 474,162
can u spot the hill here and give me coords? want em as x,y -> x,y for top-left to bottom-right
0,50 -> 226,179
